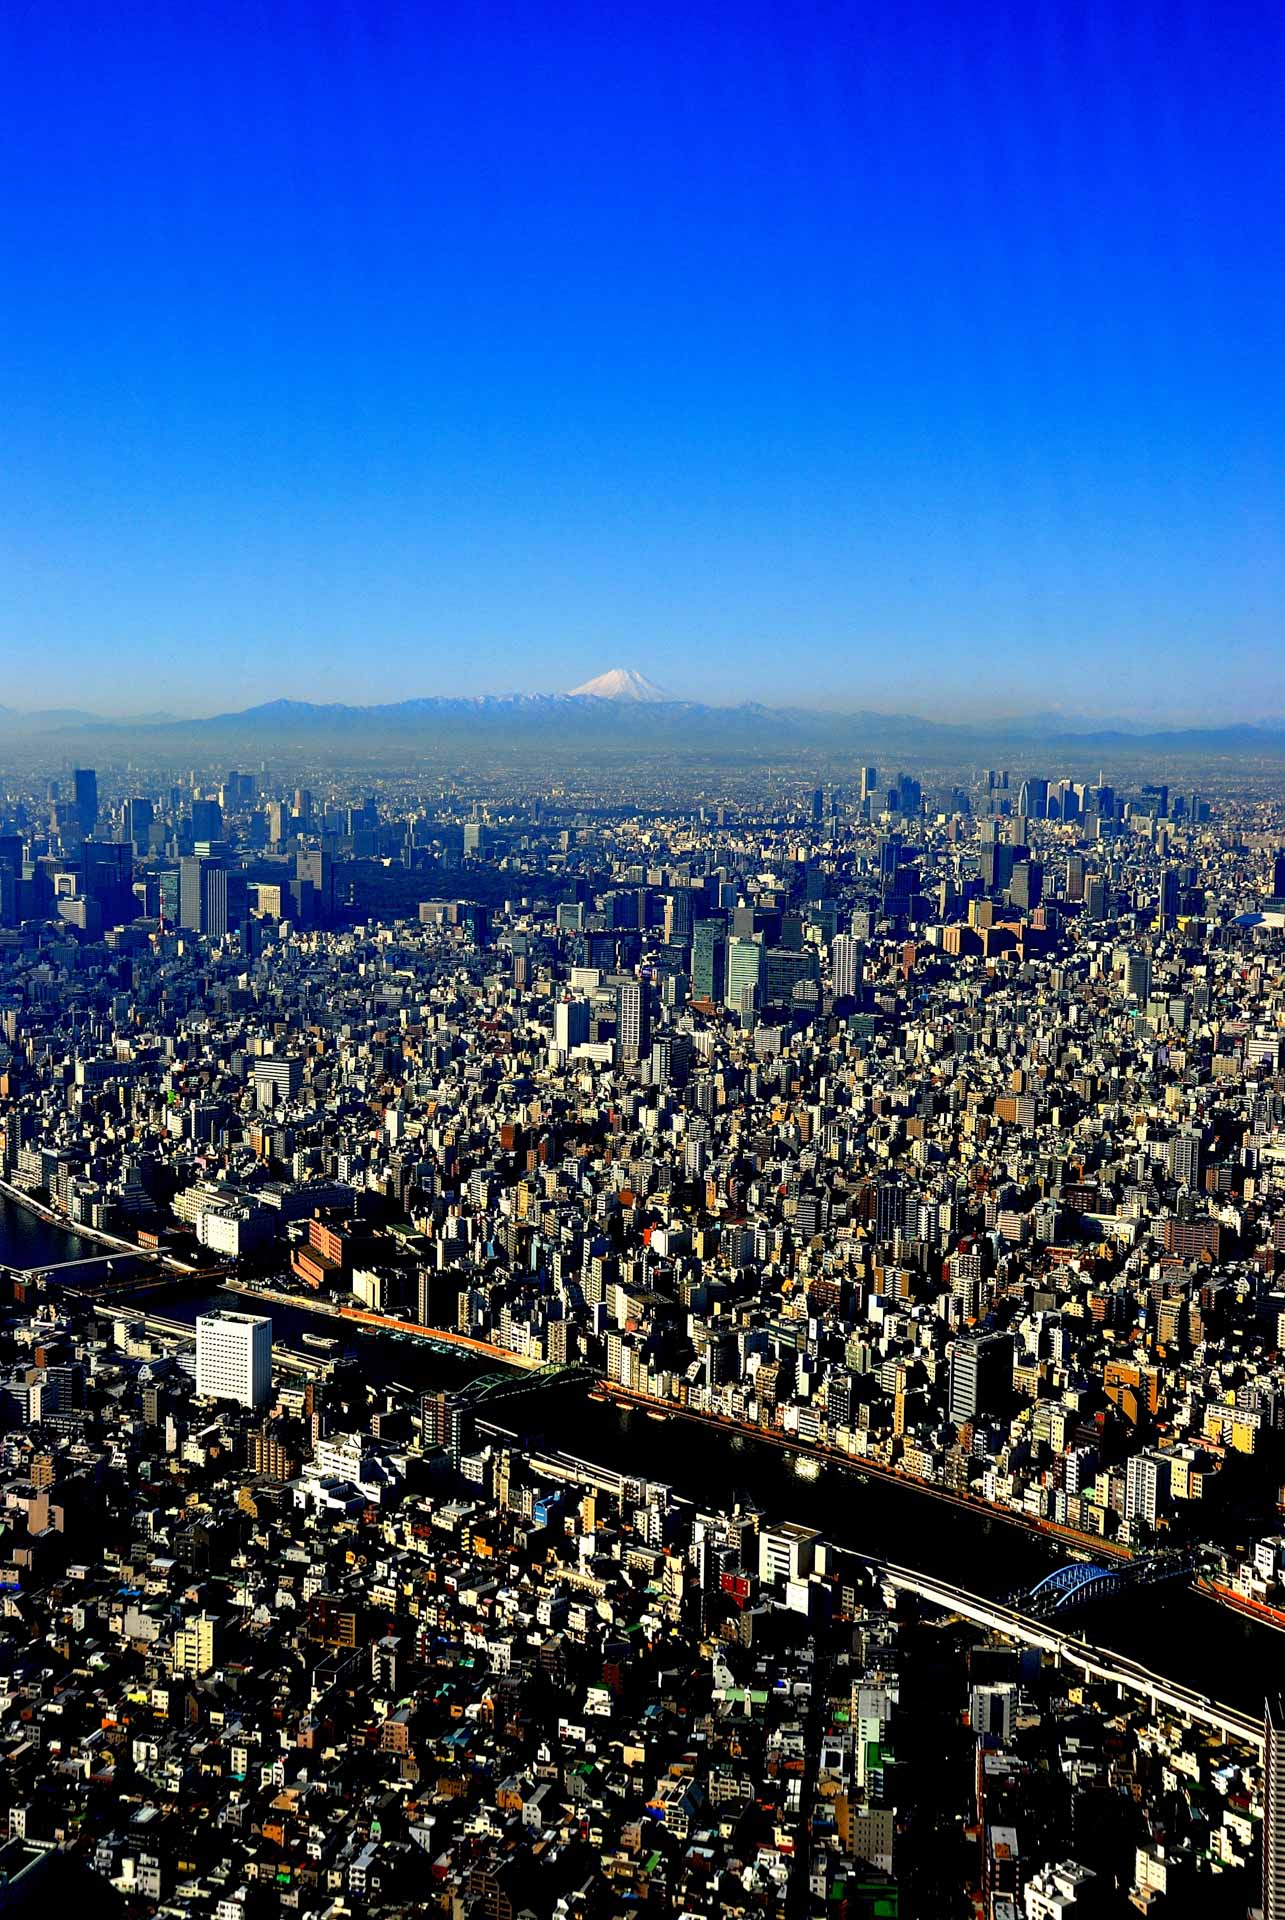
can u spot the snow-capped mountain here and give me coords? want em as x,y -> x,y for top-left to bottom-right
567,667 -> 671,703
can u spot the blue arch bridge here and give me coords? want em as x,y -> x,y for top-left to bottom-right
1012,1551 -> 1191,1618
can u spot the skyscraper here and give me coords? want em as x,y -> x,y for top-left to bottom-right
725,935 -> 763,1014
191,797 -> 223,843
180,855 -> 228,936
73,768 -> 98,839
831,933 -> 862,1001
125,796 -> 154,853
664,888 -> 693,946
616,979 -> 650,1062
691,918 -> 726,1003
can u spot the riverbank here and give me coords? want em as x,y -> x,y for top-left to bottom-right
594,1380 -> 1134,1564
221,1276 -> 541,1370
0,1175 -> 144,1259
0,1176 -> 208,1273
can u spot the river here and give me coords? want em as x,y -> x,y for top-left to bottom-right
3,1196 -> 1282,1719
0,1192 -> 102,1270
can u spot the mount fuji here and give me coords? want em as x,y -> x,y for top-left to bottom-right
567,667 -> 671,703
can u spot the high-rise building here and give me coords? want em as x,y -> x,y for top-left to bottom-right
195,1312 -> 272,1407
1017,776 -> 1048,819
831,933 -> 862,1001
554,998 -> 590,1053
296,848 -> 335,922
949,1332 -> 1013,1424
1008,859 -> 1043,914
691,918 -> 726,1003
664,888 -> 693,945
125,796 -> 154,852
859,766 -> 879,803
1273,851 -> 1285,902
73,768 -> 98,839
1155,867 -> 1180,932
616,980 -> 651,1063
1266,1695 -> 1285,1920
1122,952 -> 1152,1003
180,855 -> 229,936
1123,1449 -> 1169,1528
191,797 -> 223,842
725,935 -> 763,1014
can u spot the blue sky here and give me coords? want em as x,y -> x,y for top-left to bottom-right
2,0 -> 1282,720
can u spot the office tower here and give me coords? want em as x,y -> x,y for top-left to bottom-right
1065,853 -> 1086,902
1122,953 -> 1152,1003
1084,874 -> 1107,920
296,849 -> 336,922
810,787 -> 824,824
1155,866 -> 1180,932
859,766 -> 879,803
82,841 -> 135,928
266,801 -> 287,845
1008,859 -> 1043,914
979,842 -> 1014,895
664,888 -> 693,946
691,918 -> 727,1003
1272,851 -> 1285,901
125,796 -> 154,853
72,768 -> 98,839
554,998 -> 590,1054
180,854 -> 228,936
1017,776 -> 1048,819
650,1032 -> 692,1088
725,935 -> 763,1014
463,819 -> 487,855
1267,1696 -> 1285,1920
764,945 -> 816,1006
195,1312 -> 272,1407
949,1331 -> 1013,1423
153,867 -> 179,926
616,980 -> 651,1063
831,933 -> 862,1001
190,797 -> 223,843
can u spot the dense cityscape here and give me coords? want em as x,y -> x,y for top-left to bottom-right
1,727 -> 1284,1917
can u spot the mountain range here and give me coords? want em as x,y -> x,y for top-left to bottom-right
1,675 -> 1283,759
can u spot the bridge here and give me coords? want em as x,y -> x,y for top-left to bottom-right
876,1557 -> 1258,1749
452,1363 -> 595,1409
1013,1551 -> 1191,1618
